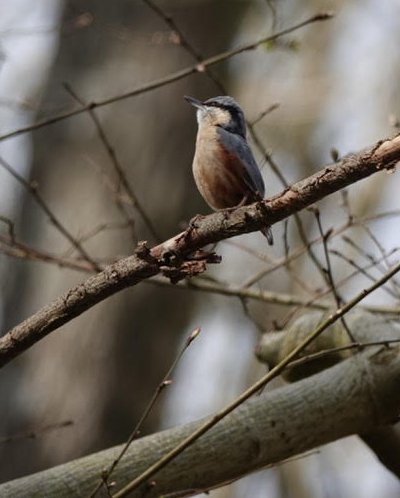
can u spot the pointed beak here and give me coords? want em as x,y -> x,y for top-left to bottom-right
184,95 -> 205,110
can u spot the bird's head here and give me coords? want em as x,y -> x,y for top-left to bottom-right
184,95 -> 246,138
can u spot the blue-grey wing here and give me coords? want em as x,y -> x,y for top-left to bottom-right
217,128 -> 265,198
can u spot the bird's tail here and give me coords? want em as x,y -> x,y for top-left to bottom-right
261,226 -> 274,246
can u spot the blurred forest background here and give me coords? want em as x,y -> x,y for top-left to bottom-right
0,0 -> 400,497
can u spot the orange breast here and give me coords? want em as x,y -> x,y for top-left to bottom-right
192,128 -> 255,210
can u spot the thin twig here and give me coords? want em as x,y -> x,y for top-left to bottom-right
287,338 -> 400,371
62,222 -> 132,258
0,156 -> 100,271
88,327 -> 201,498
351,225 -> 400,295
243,208 -> 400,288
249,102 -> 281,126
313,207 -> 356,342
276,250 -> 400,328
0,420 -> 73,444
142,0 -> 226,94
147,272 -> 400,315
0,235 -> 97,272
63,83 -> 161,243
330,249 -> 399,299
264,0 -> 278,33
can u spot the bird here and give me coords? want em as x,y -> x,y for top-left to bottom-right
185,95 -> 273,245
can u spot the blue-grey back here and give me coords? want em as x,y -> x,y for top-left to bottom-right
217,127 -> 265,198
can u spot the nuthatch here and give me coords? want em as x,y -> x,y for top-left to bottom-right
185,95 -> 273,245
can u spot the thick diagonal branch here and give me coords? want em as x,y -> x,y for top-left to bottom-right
1,344 -> 399,497
0,135 -> 399,368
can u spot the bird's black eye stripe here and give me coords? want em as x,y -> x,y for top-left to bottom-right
206,102 -> 234,113
205,102 -> 221,108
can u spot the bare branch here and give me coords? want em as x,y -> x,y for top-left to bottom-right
243,209 -> 400,288
0,420 -> 73,445
249,102 -> 281,126
0,13 -> 333,143
0,156 -> 100,271
331,248 -> 400,299
0,135 -> 399,368
313,207 -> 357,342
148,273 -> 400,316
63,83 -> 160,243
2,233 -> 398,316
0,235 -> 95,272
